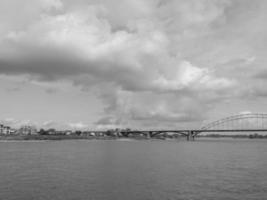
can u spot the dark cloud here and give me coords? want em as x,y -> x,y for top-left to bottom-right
253,70 -> 267,80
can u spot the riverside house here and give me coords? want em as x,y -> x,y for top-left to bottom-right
0,124 -> 11,135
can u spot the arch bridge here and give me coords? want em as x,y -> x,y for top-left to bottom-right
120,113 -> 267,141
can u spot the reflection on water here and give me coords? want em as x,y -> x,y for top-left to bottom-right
0,139 -> 267,200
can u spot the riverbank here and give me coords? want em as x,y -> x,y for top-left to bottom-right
0,135 -> 266,141
0,135 -> 120,140
0,135 -> 158,141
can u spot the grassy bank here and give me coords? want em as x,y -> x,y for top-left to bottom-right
0,135 -> 117,140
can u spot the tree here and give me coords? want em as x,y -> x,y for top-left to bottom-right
38,129 -> 47,135
75,130 -> 82,136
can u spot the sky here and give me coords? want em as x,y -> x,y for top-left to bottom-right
0,0 -> 267,130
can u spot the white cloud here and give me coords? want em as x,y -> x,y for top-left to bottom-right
0,0 -> 266,128
41,0 -> 63,10
239,111 -> 252,115
1,118 -> 37,128
68,122 -> 88,130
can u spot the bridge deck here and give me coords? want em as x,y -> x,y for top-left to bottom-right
121,129 -> 267,133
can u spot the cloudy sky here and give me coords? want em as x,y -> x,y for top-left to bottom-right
0,0 -> 267,130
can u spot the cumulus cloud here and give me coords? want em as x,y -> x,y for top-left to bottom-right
0,118 -> 90,131
239,111 -> 252,115
0,0 -> 266,128
42,120 -> 58,128
1,118 -> 37,128
0,1 -> 232,88
68,122 -> 88,130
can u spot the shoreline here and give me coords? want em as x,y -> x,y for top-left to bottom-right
0,135 -> 266,141
0,135 -> 151,141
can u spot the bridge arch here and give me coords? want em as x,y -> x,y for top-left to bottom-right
200,113 -> 267,131
150,131 -> 189,137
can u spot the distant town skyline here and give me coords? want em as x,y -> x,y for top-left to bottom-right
1,0 -> 267,130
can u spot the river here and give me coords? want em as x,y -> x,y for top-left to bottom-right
0,139 -> 266,200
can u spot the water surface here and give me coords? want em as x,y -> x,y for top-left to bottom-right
0,139 -> 266,200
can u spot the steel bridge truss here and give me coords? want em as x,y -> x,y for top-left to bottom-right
201,113 -> 267,130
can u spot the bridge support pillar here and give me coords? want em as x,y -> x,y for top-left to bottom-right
146,132 -> 151,139
187,131 -> 195,141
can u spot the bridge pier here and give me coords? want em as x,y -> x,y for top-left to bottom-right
186,131 -> 195,141
146,132 -> 152,139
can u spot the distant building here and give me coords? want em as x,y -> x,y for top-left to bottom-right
47,129 -> 56,135
90,132 -> 96,136
55,131 -> 66,135
2,126 -> 11,135
9,129 -> 16,135
0,125 -> 12,135
0,124 -> 4,134
95,132 -> 105,137
18,125 -> 37,135
64,130 -> 73,135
